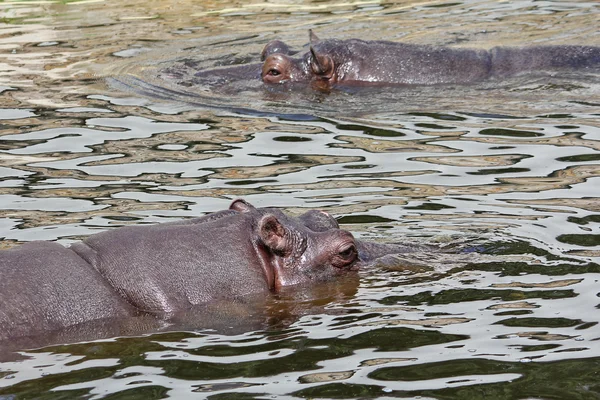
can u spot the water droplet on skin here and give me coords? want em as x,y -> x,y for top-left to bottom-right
520,358 -> 533,363
575,337 -> 584,341
382,387 -> 393,393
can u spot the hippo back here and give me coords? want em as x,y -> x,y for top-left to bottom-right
0,241 -> 135,341
70,212 -> 270,315
313,39 -> 493,85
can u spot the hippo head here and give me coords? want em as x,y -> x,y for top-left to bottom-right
233,199 -> 438,274
229,199 -> 358,290
261,30 -> 337,89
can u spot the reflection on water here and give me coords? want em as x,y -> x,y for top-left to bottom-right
1,0 -> 599,398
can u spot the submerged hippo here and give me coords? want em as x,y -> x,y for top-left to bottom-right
192,31 -> 600,91
0,199 -> 421,343
259,31 -> 600,89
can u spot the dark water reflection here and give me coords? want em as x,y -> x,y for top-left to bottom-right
1,0 -> 600,398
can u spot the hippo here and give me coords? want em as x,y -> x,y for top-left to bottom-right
259,30 -> 600,89
0,199 -> 423,344
192,31 -> 599,91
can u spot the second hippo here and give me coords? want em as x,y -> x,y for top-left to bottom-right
259,31 -> 600,89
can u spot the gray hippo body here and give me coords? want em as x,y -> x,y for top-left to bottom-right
256,31 -> 600,88
0,241 -> 136,341
0,199 -> 418,343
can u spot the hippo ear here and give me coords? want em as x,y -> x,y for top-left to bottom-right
309,29 -> 320,44
230,199 -> 255,213
309,47 -> 334,80
259,215 -> 289,254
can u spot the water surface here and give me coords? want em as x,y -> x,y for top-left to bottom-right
0,0 -> 599,398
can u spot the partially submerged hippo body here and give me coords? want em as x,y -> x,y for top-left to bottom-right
0,200 -> 420,343
195,31 -> 600,90
260,31 -> 600,88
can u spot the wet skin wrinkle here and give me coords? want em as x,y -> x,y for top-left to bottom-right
0,199 -> 416,342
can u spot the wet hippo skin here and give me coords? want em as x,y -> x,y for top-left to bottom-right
0,241 -> 136,341
258,31 -> 600,89
0,199 -> 420,342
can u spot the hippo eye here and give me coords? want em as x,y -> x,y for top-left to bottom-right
338,244 -> 357,260
267,68 -> 281,76
331,241 -> 358,269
